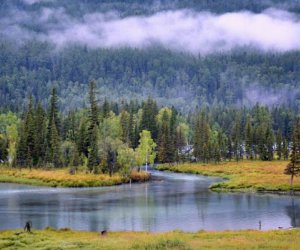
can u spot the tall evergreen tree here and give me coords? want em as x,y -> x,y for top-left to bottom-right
140,98 -> 158,140
47,87 -> 60,144
245,114 -> 253,159
284,118 -> 300,189
87,125 -> 100,173
88,80 -> 99,126
33,103 -> 47,166
49,117 -> 61,167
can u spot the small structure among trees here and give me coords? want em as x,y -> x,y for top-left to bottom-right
284,118 -> 300,190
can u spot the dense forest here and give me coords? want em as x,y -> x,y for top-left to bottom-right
0,82 -> 299,175
1,0 -> 300,112
1,42 -> 300,112
1,1 -> 300,173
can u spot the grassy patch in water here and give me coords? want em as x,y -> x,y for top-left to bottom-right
0,228 -> 299,250
0,167 -> 150,188
157,160 -> 300,193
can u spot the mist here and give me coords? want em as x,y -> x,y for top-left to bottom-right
1,7 -> 300,54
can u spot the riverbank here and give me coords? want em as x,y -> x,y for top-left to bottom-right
157,161 -> 300,193
0,167 -> 150,187
0,228 -> 299,250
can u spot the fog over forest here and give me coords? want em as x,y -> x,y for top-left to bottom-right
1,0 -> 300,111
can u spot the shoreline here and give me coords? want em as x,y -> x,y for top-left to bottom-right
0,167 -> 150,188
156,161 -> 300,195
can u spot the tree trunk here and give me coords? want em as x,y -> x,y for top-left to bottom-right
290,174 -> 294,189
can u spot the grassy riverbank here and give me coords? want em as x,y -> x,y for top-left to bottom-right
0,167 -> 150,187
0,228 -> 299,250
157,161 -> 300,193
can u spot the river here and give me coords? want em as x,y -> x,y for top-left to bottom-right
0,170 -> 299,232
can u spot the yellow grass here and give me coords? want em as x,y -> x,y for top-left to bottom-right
157,161 -> 300,192
0,167 -> 150,187
0,228 -> 299,250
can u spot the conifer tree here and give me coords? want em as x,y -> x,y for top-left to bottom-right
245,115 -> 253,159
47,87 -> 60,144
49,117 -> 61,167
88,80 -> 99,126
102,97 -> 110,119
33,103 -> 46,165
157,110 -> 170,163
140,98 -> 158,140
87,125 -> 100,173
284,118 -> 300,189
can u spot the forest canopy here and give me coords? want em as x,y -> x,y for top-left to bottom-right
1,0 -> 300,112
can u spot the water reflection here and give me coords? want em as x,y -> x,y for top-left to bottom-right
0,171 -> 299,231
285,197 -> 300,227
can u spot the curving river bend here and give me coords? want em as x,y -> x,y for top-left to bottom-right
0,170 -> 299,232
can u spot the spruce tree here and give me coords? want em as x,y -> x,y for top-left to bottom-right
47,87 -> 60,145
49,117 -> 61,167
88,80 -> 99,126
140,98 -> 158,140
87,125 -> 100,173
284,118 -> 300,189
33,103 -> 46,166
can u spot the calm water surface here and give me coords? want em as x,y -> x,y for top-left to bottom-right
0,170 -> 299,231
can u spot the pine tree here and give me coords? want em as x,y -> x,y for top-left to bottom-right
284,118 -> 300,189
140,98 -> 158,140
245,115 -> 253,159
102,97 -> 110,119
88,80 -> 99,126
49,117 -> 61,167
16,97 -> 35,167
24,96 -> 35,167
16,124 -> 27,167
157,110 -> 170,163
33,103 -> 46,166
87,125 -> 100,173
47,87 -> 60,146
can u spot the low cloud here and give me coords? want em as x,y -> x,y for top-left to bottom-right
22,0 -> 53,5
2,8 -> 300,54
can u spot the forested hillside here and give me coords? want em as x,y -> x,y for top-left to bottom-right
1,42 -> 300,112
1,0 -> 300,112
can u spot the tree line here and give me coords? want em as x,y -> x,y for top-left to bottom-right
0,82 -> 300,175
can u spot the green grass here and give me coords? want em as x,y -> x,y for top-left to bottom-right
157,161 -> 300,193
0,167 -> 150,188
0,228 -> 299,250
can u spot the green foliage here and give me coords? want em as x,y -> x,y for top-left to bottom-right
285,118 -> 300,188
117,144 -> 137,178
136,130 -> 156,170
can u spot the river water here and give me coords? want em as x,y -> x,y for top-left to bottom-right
0,170 -> 299,232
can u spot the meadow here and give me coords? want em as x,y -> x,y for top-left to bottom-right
0,228 -> 299,250
157,161 -> 300,193
0,167 -> 149,187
